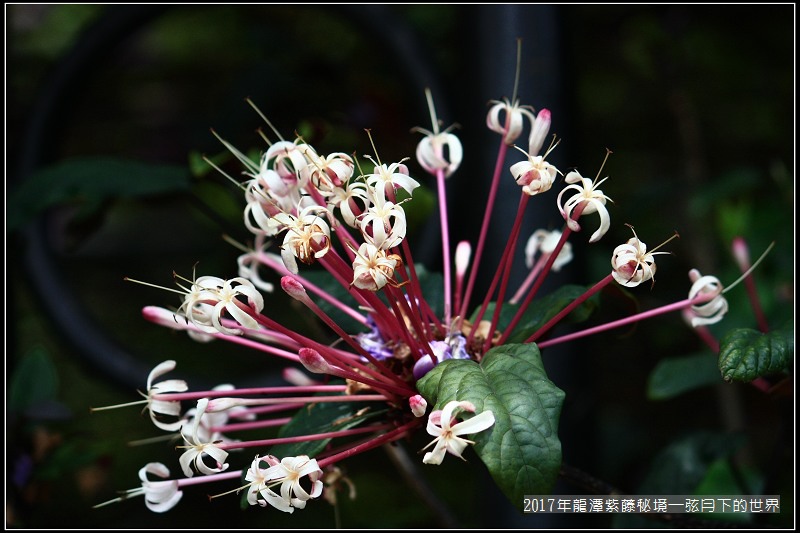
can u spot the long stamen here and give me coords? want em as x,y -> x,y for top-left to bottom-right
245,97 -> 285,142
511,38 -> 522,105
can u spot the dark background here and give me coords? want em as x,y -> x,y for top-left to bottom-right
6,4 -> 794,528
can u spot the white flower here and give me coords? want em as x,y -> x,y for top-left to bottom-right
359,186 -> 408,250
93,462 -> 183,513
421,400 -> 495,465
180,276 -> 264,335
686,269 -> 728,327
273,205 -> 332,274
509,142 -> 561,197
486,97 -> 537,145
136,463 -> 183,513
363,157 -> 420,197
416,130 -> 463,178
556,170 -> 613,243
329,180 -> 371,227
247,455 -> 323,513
351,242 -> 402,291
144,360 -> 188,432
178,398 -> 230,477
245,454 -> 284,509
236,234 -> 278,294
264,140 -> 312,182
300,149 -> 355,195
611,226 -> 676,288
414,89 -> 463,177
525,229 -> 572,272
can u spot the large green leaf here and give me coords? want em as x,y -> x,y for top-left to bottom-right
416,343 -> 564,506
8,157 -> 192,230
647,353 -> 721,400
718,325 -> 793,382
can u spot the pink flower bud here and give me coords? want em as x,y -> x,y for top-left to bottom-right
299,348 -> 332,374
409,395 -> 428,417
281,276 -> 309,302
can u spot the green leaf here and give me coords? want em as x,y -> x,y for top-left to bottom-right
8,157 -> 192,230
411,264 -> 444,319
718,325 -> 793,382
417,343 -> 565,505
9,347 -> 59,414
647,353 -> 721,400
269,394 -> 386,459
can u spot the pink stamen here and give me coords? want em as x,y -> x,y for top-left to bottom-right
317,418 -> 422,469
435,167 -> 453,326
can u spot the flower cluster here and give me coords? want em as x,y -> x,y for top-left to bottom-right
93,46 -> 751,517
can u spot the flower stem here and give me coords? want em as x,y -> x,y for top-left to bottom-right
528,273 -> 615,344
436,167 -> 453,327
317,418 -> 422,469
537,293 -> 713,348
152,385 -> 346,402
217,422 -> 396,452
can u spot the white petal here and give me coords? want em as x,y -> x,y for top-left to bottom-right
451,409 -> 496,436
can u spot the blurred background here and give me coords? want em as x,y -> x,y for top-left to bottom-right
6,4 -> 794,528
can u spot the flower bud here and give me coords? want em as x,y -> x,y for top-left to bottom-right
409,395 -> 428,417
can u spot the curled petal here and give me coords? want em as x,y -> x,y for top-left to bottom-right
416,132 -> 463,177
138,463 -> 183,513
524,229 -> 571,271
556,174 -> 612,243
486,98 -> 536,145
687,269 -> 728,327
145,361 -> 187,431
